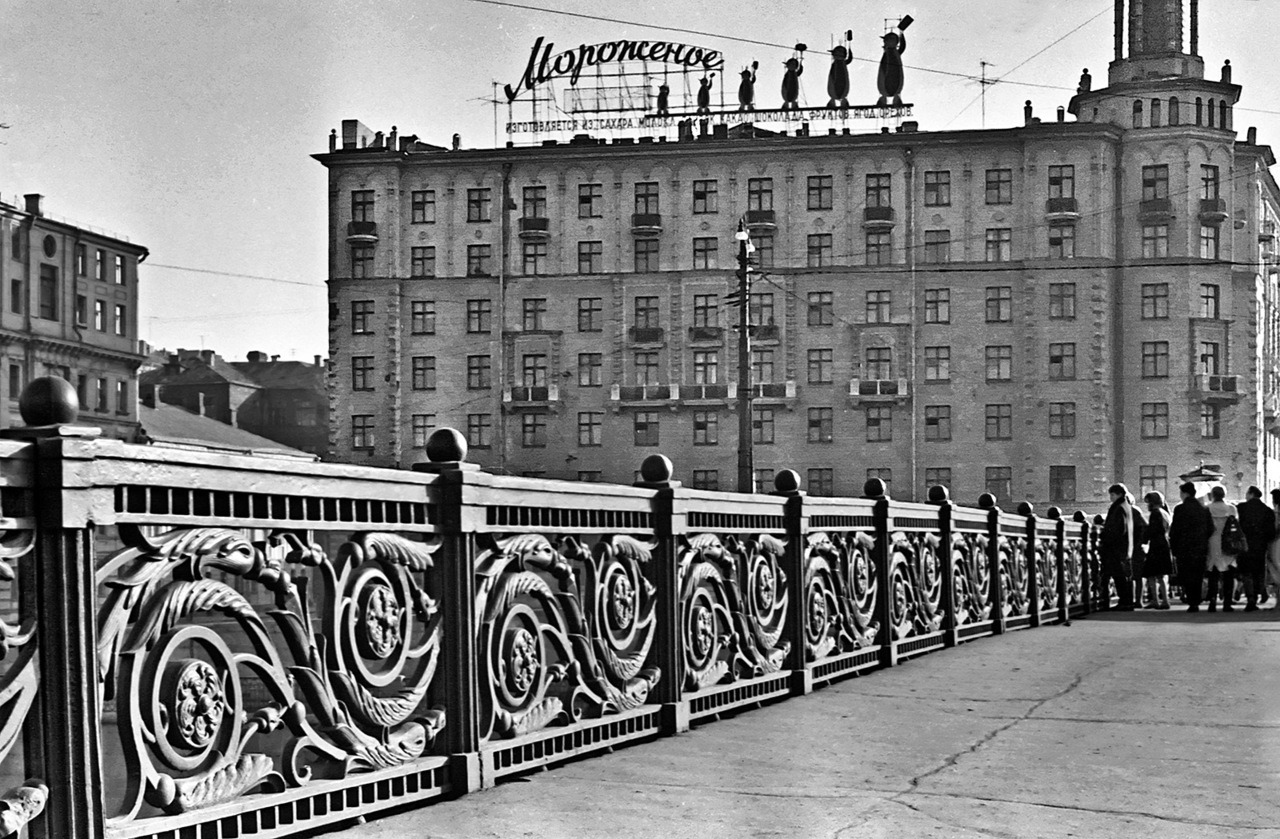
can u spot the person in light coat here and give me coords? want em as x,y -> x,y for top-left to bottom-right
1268,489 -> 1280,607
1205,485 -> 1239,612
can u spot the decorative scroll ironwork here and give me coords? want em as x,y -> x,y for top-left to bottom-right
474,534 -> 661,741
0,531 -> 43,838
802,531 -> 877,661
951,532 -> 991,625
96,526 -> 444,820
1065,537 -> 1085,607
998,534 -> 1029,617
886,531 -> 943,640
678,534 -> 789,690
1036,536 -> 1059,614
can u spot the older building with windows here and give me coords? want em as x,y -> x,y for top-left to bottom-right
316,1 -> 1280,508
0,193 -> 147,439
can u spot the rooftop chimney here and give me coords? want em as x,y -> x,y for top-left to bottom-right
246,351 -> 264,363
271,355 -> 280,362
23,194 -> 42,217
314,354 -> 322,367
200,349 -> 214,364
1024,100 -> 1034,125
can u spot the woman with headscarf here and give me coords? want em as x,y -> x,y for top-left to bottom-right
1142,491 -> 1173,609
1205,485 -> 1239,612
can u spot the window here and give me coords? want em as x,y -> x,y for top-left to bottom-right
351,246 -> 374,278
807,175 -> 833,210
750,293 -> 775,327
94,300 -> 106,331
522,185 -> 546,219
866,290 -> 891,324
411,356 -> 436,390
1049,466 -> 1077,503
466,414 -> 492,448
578,241 -> 603,274
1139,465 -> 1168,498
74,294 -> 86,325
578,353 -> 602,387
410,300 -> 436,334
808,348 -> 833,384
1200,284 -> 1220,318
924,288 -> 950,323
578,411 -> 603,446
808,292 -> 833,326
95,249 -> 105,282
634,411 -> 659,446
1140,341 -> 1169,378
116,380 -> 130,414
1141,402 -> 1169,438
634,296 -> 660,329
754,469 -> 776,493
923,230 -> 950,263
351,415 -> 375,450
806,234 -> 832,267
693,411 -> 718,445
751,349 -> 775,383
751,234 -> 774,268
692,180 -> 718,214
1141,165 -> 1169,201
866,174 -> 891,208
865,346 -> 892,380
693,350 -> 719,384
1048,224 -> 1076,259
807,468 -> 834,497
692,470 -> 720,491
1201,165 -> 1220,200
410,246 -> 435,277
75,243 -> 86,276
576,297 -> 603,332
635,182 -> 659,214
634,351 -> 660,385
985,286 -> 1012,322
522,354 -> 547,387
1141,283 -> 1169,319
1169,96 -> 1180,126
8,280 -> 19,315
411,414 -> 436,448
1048,343 -> 1076,380
866,405 -> 892,442
866,231 -> 892,265
924,346 -> 951,381
986,345 -> 1013,381
351,355 -> 375,391
693,294 -> 719,328
1199,225 -> 1220,260
351,190 -> 374,222
693,237 -> 719,269
985,169 -> 1013,204
5,365 -> 18,401
466,244 -> 492,277
522,298 -> 546,331
985,467 -> 1012,504
522,241 -> 547,275
924,405 -> 952,441
1200,403 -> 1220,439
747,178 -> 773,211
411,190 -> 436,224
351,300 -> 374,334
634,238 -> 659,272
1141,224 -> 1168,258
113,304 -> 126,337
114,255 -> 125,284
1150,97 -> 1162,127
466,355 -> 492,389
808,407 -> 834,443
985,228 -> 1012,262
466,188 -> 491,222
1049,402 -> 1076,438
924,170 -> 950,206
38,265 -> 57,320
925,467 -> 952,494
466,299 -> 492,333
753,407 -> 775,444
1048,165 -> 1075,199
985,404 -> 1013,440
517,413 -> 546,448
579,183 -> 603,218
1048,283 -> 1076,319
1199,341 -> 1220,375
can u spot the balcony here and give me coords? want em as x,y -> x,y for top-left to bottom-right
518,217 -> 551,240
631,213 -> 663,236
687,326 -> 724,343
611,383 -> 678,404
744,209 -> 777,232
679,383 -> 729,401
847,378 -> 910,402
1198,198 -> 1228,225
1260,221 -> 1276,243
1265,391 -> 1279,422
752,323 -> 781,341
628,326 -> 665,344
346,220 -> 378,243
750,381 -> 797,401
1044,197 -> 1080,222
503,384 -> 560,407
1139,197 -> 1174,221
862,206 -> 896,229
1193,373 -> 1240,404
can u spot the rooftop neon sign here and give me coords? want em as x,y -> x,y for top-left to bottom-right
504,36 -> 725,102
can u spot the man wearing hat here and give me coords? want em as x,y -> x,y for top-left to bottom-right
1236,485 -> 1275,612
1099,483 -> 1136,610
1169,481 -> 1213,612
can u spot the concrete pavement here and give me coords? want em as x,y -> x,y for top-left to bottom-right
330,605 -> 1280,839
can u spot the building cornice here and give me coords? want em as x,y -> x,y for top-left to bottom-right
0,331 -> 147,368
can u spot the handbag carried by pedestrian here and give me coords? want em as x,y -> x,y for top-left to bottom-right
1222,515 -> 1249,556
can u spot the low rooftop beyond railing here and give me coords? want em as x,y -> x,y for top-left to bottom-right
0,377 -> 1112,839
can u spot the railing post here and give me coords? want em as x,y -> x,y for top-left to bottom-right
930,486 -> 959,648
1076,511 -> 1092,616
415,430 -> 483,793
635,455 -> 688,735
1092,513 -> 1107,609
868,480 -> 895,667
980,494 -> 1006,635
774,471 -> 811,696
1049,507 -> 1070,626
1019,503 -> 1040,628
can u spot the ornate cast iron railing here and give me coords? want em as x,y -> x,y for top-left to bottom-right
0,378 -> 1096,839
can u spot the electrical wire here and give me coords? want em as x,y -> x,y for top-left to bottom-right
145,263 -> 322,288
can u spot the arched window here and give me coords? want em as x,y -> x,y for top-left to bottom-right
1195,97 -> 1203,125
1208,98 -> 1216,127
1168,97 -> 1180,126
1150,98 -> 1162,127
1133,100 -> 1144,129
1219,101 -> 1228,129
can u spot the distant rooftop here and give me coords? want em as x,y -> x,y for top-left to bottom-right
0,192 -> 137,246
138,403 -> 316,460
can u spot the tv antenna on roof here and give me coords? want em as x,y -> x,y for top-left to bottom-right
978,60 -> 997,128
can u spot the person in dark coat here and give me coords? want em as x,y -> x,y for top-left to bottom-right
1143,491 -> 1173,609
1169,481 -> 1213,612
1130,497 -> 1149,606
1099,483 -> 1135,610
1236,485 -> 1276,612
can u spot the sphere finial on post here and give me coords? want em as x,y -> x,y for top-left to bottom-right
927,484 -> 950,504
18,376 -> 78,426
637,454 -> 674,485
773,469 -> 801,494
863,478 -> 886,499
425,428 -> 468,463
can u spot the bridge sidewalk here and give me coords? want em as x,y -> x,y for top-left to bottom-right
332,606 -> 1280,839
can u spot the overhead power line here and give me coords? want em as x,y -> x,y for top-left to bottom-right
145,263 -> 322,288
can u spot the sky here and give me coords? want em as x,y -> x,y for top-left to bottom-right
2,0 -> 1277,364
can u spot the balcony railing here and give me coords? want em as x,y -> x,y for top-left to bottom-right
1045,197 -> 1080,220
753,323 -> 781,341
346,219 -> 379,242
1199,197 -> 1228,224
611,383 -> 678,402
503,383 -> 560,403
679,383 -> 729,400
848,377 -> 910,399
862,206 -> 896,228
1261,221 -> 1276,243
751,381 -> 797,399
745,209 -> 777,231
630,213 -> 663,235
518,216 -> 551,239
1194,372 -> 1241,402
628,326 -> 665,344
1139,197 -> 1174,220
687,325 -> 724,343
